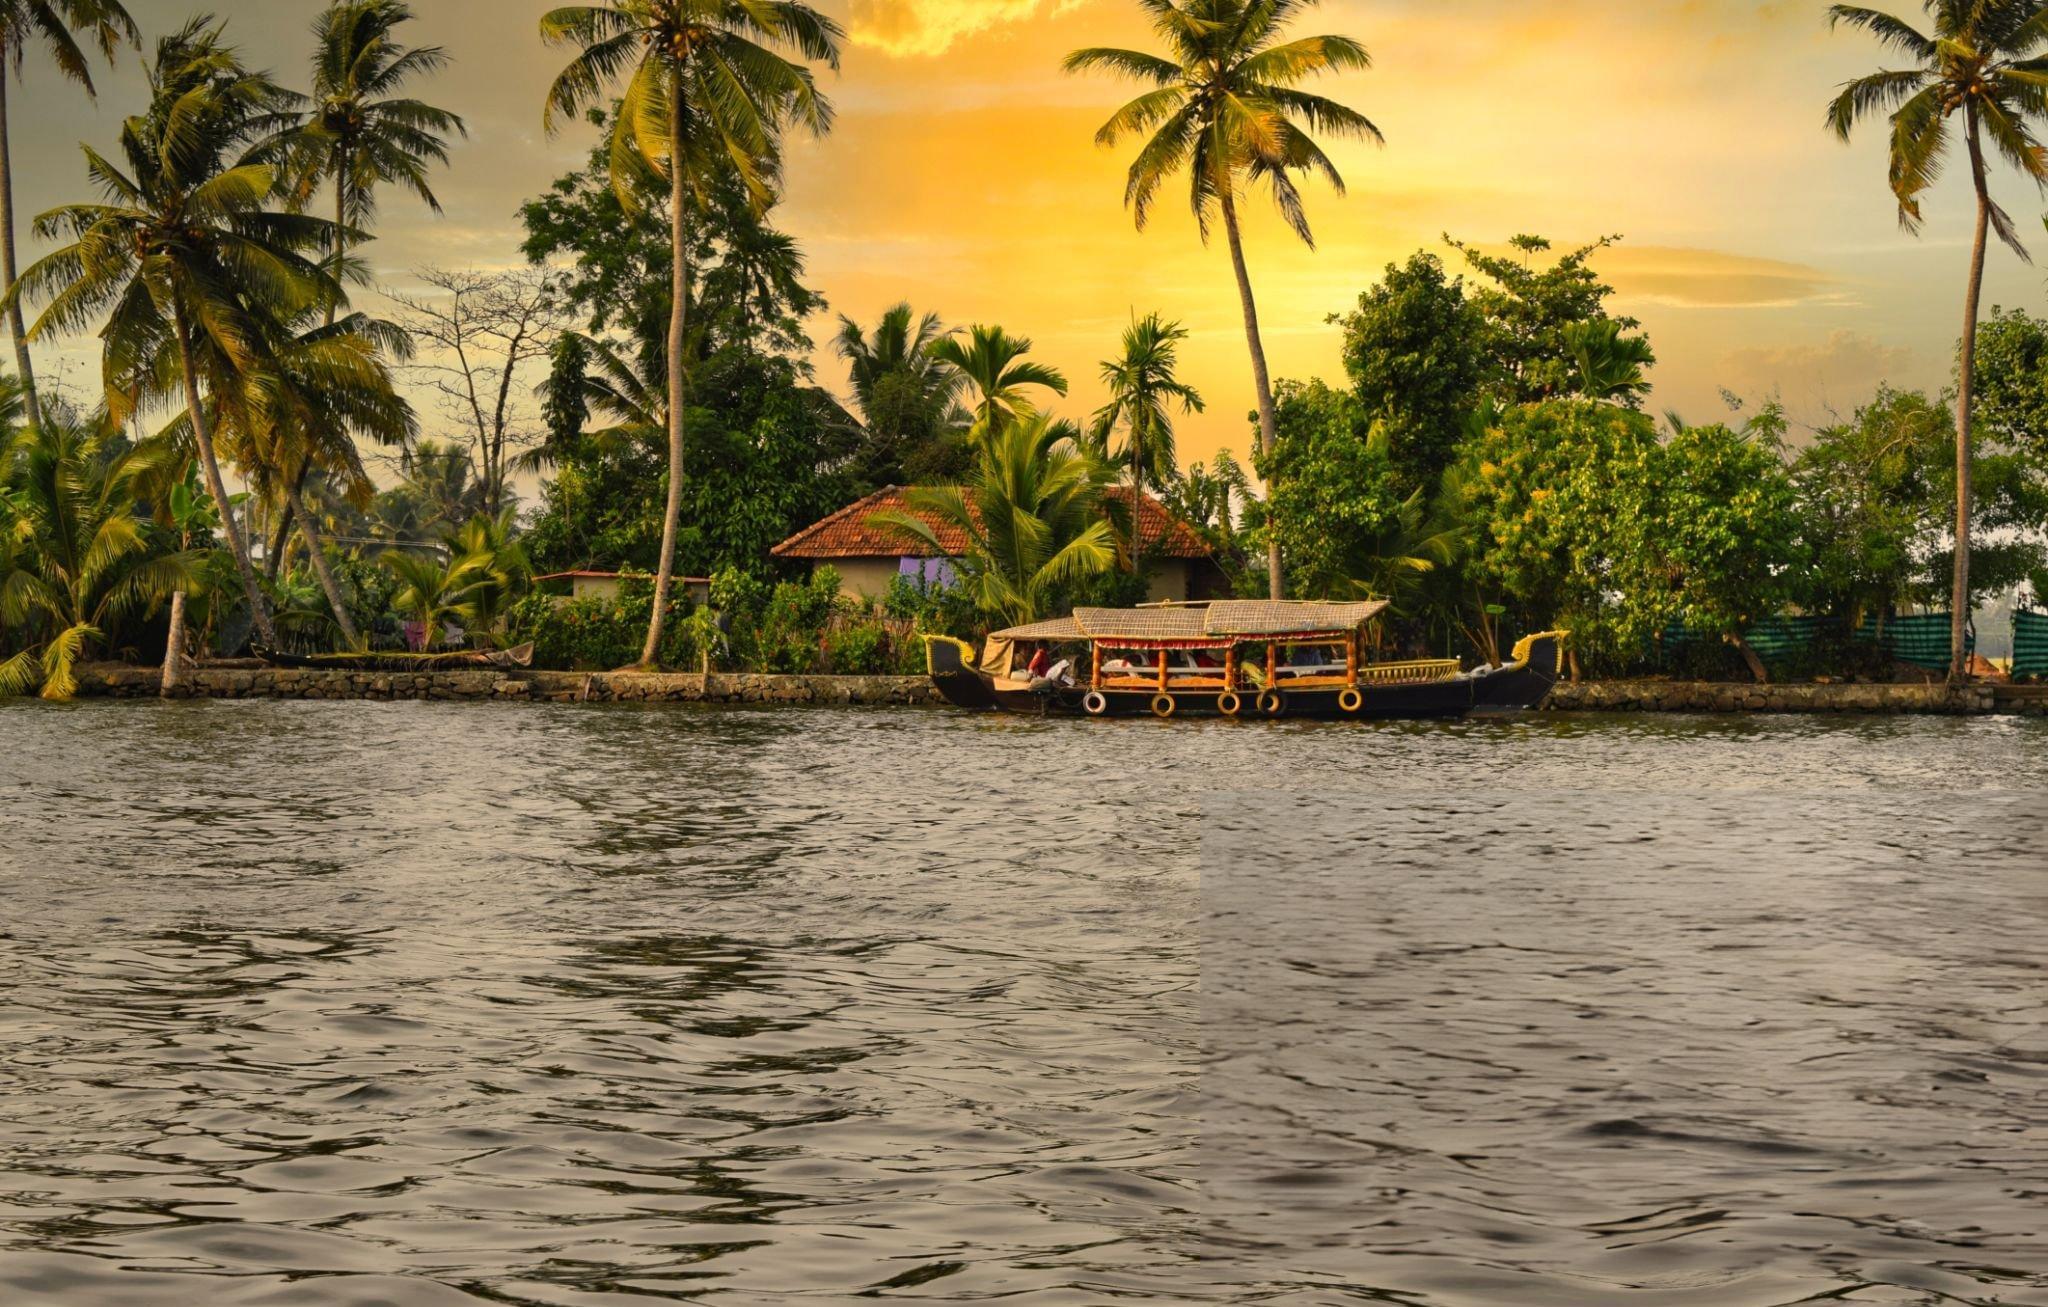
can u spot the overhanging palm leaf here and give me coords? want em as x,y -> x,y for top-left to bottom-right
0,0 -> 140,426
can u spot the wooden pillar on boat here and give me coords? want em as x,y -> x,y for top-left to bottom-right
1156,650 -> 1168,692
1090,642 -> 1102,690
1225,644 -> 1238,692
1266,641 -> 1277,687
1346,631 -> 1358,688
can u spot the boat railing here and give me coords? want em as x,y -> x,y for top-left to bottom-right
1357,658 -> 1463,684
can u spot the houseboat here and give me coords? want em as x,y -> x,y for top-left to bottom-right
923,600 -> 1564,720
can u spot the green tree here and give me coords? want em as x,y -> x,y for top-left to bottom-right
833,302 -> 967,485
1972,304 -> 2048,459
0,0 -> 137,430
15,19 -> 340,650
541,0 -> 841,668
1250,378 -> 1405,600
1792,386 -> 1950,625
1450,398 -> 1661,676
0,417 -> 197,699
928,323 -> 1067,437
1066,0 -> 1382,599
871,411 -> 1117,628
264,0 -> 462,567
1618,413 -> 1803,682
1335,251 -> 1488,491
1827,0 -> 2048,680
1445,233 -> 1647,405
1089,311 -> 1203,572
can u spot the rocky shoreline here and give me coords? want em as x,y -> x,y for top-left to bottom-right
59,664 -> 2048,716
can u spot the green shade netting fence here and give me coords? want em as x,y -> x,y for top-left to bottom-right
1659,615 -> 1833,660
2015,610 -> 2048,678
1852,612 -> 1970,670
1660,613 -> 1970,670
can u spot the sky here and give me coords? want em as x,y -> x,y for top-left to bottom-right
9,0 -> 2047,474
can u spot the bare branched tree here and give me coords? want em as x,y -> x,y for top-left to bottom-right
385,266 -> 567,513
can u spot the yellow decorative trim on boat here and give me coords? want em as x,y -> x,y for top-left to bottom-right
921,634 -> 976,676
1508,630 -> 1570,667
1358,658 -> 1463,684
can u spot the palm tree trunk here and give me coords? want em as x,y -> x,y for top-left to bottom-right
286,482 -> 363,649
639,72 -> 689,669
263,171 -> 351,587
0,62 -> 39,430
1951,118 -> 1989,684
175,309 -> 279,648
1220,189 -> 1283,600
161,590 -> 187,696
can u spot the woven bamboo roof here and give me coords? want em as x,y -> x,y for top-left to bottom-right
990,616 -> 1087,641
1203,599 -> 1388,636
1073,606 -> 1214,641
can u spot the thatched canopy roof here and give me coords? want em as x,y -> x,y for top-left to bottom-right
1202,600 -> 1388,636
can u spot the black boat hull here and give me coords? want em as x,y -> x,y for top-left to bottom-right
925,633 -> 1566,721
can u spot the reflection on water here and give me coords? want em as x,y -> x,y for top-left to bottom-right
1,701 -> 2044,1304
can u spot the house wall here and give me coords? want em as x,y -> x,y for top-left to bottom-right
817,557 -> 906,601
570,577 -> 624,602
1143,560 -> 1193,604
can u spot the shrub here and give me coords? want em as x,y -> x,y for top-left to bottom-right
509,576 -> 696,670
824,622 -> 888,674
757,567 -> 842,674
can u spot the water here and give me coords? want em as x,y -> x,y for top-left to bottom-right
1,702 -> 2044,1305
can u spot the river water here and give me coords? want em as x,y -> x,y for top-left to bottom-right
1,702 -> 2044,1305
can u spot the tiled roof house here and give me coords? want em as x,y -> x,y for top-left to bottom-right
772,486 -> 1223,602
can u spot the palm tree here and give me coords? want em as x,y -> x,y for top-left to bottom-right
168,307 -> 417,648
447,507 -> 532,647
871,411 -> 1118,628
929,324 -> 1068,437
0,0 -> 138,430
835,301 -> 959,419
1065,0 -> 1381,599
382,546 -> 479,650
1563,319 -> 1656,406
541,0 -> 841,668
0,416 -> 198,699
1090,311 -> 1203,572
833,302 -> 967,482
265,0 -> 463,566
1827,0 -> 2048,681
13,18 -> 342,649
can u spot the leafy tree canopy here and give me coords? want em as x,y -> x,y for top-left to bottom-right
1334,251 -> 1488,492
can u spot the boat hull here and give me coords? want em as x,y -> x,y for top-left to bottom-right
926,632 -> 1567,721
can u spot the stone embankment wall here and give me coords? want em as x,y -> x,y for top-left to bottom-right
80,664 -> 941,706
67,665 -> 2048,715
1545,680 -> 2029,715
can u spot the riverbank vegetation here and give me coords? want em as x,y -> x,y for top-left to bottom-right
5,0 -> 2048,700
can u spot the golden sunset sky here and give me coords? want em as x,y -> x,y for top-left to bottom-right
11,0 -> 2046,471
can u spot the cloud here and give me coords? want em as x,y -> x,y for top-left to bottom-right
847,0 -> 1090,57
1601,246 -> 1842,308
1718,330 -> 1916,417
